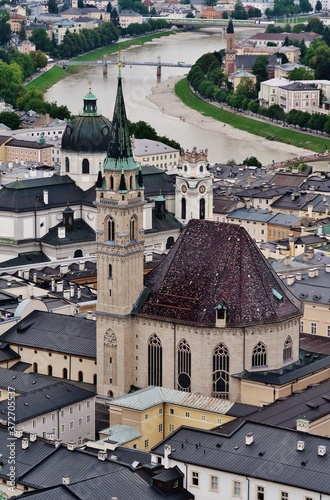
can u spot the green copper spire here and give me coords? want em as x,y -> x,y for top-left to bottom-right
227,17 -> 234,34
104,64 -> 136,171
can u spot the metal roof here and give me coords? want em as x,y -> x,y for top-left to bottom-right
99,424 -> 141,444
1,310 -> 96,358
151,421 -> 330,494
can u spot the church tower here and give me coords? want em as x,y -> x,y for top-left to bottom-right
225,18 -> 236,76
96,64 -> 145,397
175,147 -> 213,223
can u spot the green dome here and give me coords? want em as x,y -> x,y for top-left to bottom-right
61,90 -> 111,154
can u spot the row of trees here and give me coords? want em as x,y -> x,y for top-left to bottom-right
188,51 -> 330,136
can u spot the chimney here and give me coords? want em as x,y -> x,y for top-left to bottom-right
326,264 -> 330,273
47,433 -> 55,441
33,272 -> 37,283
318,445 -> 326,456
70,285 -> 75,298
63,289 -> 70,300
24,270 -> 29,280
86,311 -> 93,320
286,275 -> 294,286
297,440 -> 305,451
98,450 -> 107,461
58,227 -> 66,239
22,437 -> 29,450
164,444 -> 171,469
30,433 -> 37,442
43,190 -> 48,204
296,418 -> 310,433
308,268 -> 316,278
51,278 -> 55,292
79,261 -> 84,271
62,476 -> 70,485
67,441 -> 76,451
14,429 -> 23,438
56,281 -> 63,293
77,288 -> 81,300
245,433 -> 254,446
54,439 -> 62,449
296,272 -> 302,281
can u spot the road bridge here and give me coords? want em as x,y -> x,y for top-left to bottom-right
59,56 -> 192,76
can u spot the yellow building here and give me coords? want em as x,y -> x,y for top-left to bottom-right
103,386 -> 255,451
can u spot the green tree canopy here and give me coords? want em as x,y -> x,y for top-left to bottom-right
30,28 -> 53,53
0,111 -> 20,129
288,67 -> 314,80
306,16 -> 324,33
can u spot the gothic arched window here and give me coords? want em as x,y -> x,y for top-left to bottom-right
63,368 -> 68,379
212,343 -> 229,399
48,365 -> 52,376
252,341 -> 267,368
107,217 -> 115,241
177,339 -> 191,392
181,198 -> 186,219
283,335 -> 293,362
199,198 -> 205,219
82,158 -> 90,174
65,157 -> 70,173
148,334 -> 162,387
130,216 -> 137,241
110,176 -> 114,190
166,236 -> 174,250
108,264 -> 112,279
104,329 -> 117,387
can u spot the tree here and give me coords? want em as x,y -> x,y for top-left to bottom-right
30,28 -> 53,53
19,21 -> 27,42
308,42 -> 330,78
247,7 -> 261,17
205,0 -> 217,5
233,0 -> 247,19
252,55 -> 269,90
243,156 -> 262,167
315,0 -> 322,11
306,17 -> 324,34
78,0 -> 85,7
236,77 -> 257,99
110,7 -> 120,29
47,0 -> 58,14
29,50 -> 48,70
0,10 -> 11,46
0,111 -> 20,129
288,67 -> 314,80
299,0 -> 313,13
106,1 -> 112,11
266,104 -> 285,121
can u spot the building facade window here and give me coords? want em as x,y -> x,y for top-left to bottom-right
257,486 -> 265,500
281,492 -> 289,500
177,339 -> 191,392
199,197 -> 205,219
233,480 -> 241,497
212,342 -> 229,399
181,197 -> 186,219
65,157 -> 70,172
159,424 -> 163,432
283,335 -> 292,362
107,217 -> 115,241
210,475 -> 219,492
327,325 -> 330,337
130,215 -> 137,240
82,158 -> 89,174
144,439 -> 149,448
169,424 -> 175,432
148,333 -> 162,386
252,341 -> 267,367
311,322 -> 317,335
191,471 -> 199,487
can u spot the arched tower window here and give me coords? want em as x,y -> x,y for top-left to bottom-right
110,176 -> 114,190
212,343 -> 229,399
33,362 -> 38,373
65,157 -> 70,173
166,236 -> 174,250
199,198 -> 205,219
74,249 -> 83,258
130,216 -> 137,241
130,175 -> 133,189
82,158 -> 90,174
63,368 -> 68,379
107,217 -> 115,241
177,339 -> 191,392
252,341 -> 267,368
78,371 -> 83,382
104,329 -> 117,387
283,335 -> 293,362
48,365 -> 52,376
108,264 -> 112,279
181,198 -> 186,220
148,334 -> 162,386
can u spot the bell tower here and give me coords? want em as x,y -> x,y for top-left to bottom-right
96,64 -> 145,397
225,18 -> 236,76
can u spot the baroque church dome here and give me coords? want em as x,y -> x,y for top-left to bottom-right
61,89 -> 111,153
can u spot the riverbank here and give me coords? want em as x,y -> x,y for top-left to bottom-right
147,75 -> 319,159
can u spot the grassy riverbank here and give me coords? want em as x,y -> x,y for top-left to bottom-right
175,77 -> 330,154
26,30 -> 175,93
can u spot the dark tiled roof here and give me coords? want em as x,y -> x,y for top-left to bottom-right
0,251 -> 50,268
227,402 -> 259,418
246,378 -> 330,428
0,135 -> 11,146
300,332 -> 330,355
41,218 -> 95,245
0,342 -> 19,362
233,351 -> 330,385
1,310 -> 96,358
0,367 -> 54,392
151,422 -> 330,494
134,220 -> 302,327
142,169 -> 176,197
6,138 -> 52,149
0,380 -> 95,423
154,465 -> 183,481
0,175 -> 93,212
145,210 -> 182,234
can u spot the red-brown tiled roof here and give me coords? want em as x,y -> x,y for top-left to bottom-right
135,220 -> 302,327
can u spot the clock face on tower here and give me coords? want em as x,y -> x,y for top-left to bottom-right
199,185 -> 206,194
181,184 -> 187,193
227,54 -> 235,60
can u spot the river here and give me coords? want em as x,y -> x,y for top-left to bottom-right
46,29 -> 308,164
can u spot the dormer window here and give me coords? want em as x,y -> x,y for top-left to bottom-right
215,303 -> 227,327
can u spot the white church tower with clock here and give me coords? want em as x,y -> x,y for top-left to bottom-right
175,147 -> 213,223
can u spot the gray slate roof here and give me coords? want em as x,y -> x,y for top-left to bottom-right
0,310 -> 96,358
151,421 -> 330,494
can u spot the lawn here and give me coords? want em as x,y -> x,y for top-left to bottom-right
26,31 -> 175,93
175,78 -> 330,154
